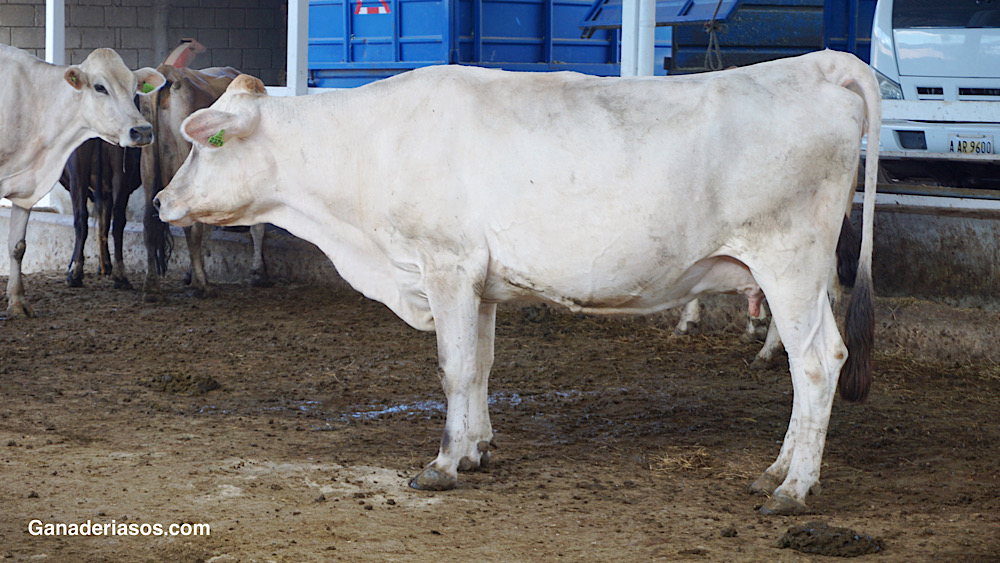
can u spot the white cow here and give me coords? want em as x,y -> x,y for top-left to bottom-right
155,50 -> 880,515
0,44 -> 164,317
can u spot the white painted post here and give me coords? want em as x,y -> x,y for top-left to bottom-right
620,0 -> 655,77
620,0 -> 639,77
45,0 -> 65,65
286,0 -> 309,96
637,0 -> 655,76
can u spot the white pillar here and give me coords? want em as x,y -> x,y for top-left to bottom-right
620,0 -> 655,77
637,0 -> 655,76
620,0 -> 639,77
286,0 -> 309,95
45,0 -> 65,65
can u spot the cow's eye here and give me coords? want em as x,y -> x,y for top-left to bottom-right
95,84 -> 108,95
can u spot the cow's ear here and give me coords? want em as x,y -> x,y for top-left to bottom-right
182,107 -> 259,150
64,67 -> 86,90
228,74 -> 268,95
134,67 -> 166,95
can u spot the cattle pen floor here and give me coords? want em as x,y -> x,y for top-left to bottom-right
0,272 -> 998,561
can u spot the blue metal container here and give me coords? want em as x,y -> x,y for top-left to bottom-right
822,0 -> 876,63
308,0 -> 672,88
670,0 -> 825,73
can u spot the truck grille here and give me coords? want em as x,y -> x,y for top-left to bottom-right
959,88 -> 1000,100
915,85 -> 1000,101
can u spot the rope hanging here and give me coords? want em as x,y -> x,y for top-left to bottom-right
703,0 -> 728,71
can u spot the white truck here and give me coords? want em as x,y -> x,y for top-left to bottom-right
870,0 -> 1000,194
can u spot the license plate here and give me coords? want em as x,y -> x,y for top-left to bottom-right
949,135 -> 994,155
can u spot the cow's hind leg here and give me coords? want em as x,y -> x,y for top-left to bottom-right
674,299 -> 701,335
749,278 -> 846,515
741,299 -> 770,343
249,224 -> 273,287
184,222 -> 216,298
750,314 -> 786,370
411,273 -> 494,491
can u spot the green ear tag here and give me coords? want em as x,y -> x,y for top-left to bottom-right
208,129 -> 225,147
141,82 -> 155,94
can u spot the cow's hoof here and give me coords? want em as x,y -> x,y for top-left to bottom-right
192,286 -> 217,299
759,493 -> 808,516
750,473 -> 782,496
6,302 -> 33,319
673,323 -> 698,337
250,273 -> 274,288
66,277 -> 83,288
458,442 -> 491,472
142,293 -> 160,303
114,278 -> 133,290
409,467 -> 457,491
751,354 -> 788,371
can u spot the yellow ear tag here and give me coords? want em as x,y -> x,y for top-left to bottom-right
70,76 -> 78,83
208,130 -> 225,147
141,82 -> 155,94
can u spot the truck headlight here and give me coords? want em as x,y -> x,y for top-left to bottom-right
875,69 -> 904,100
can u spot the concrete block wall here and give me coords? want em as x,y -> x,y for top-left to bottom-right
0,0 -> 287,86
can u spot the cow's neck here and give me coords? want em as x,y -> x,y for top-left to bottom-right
1,63 -> 94,207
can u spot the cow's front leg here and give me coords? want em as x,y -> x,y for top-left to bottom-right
411,286 -> 495,491
6,205 -> 33,318
185,223 -> 216,298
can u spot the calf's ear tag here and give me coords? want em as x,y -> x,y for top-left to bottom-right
208,129 -> 225,147
141,82 -> 155,94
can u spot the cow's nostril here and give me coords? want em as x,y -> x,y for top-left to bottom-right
152,195 -> 161,211
130,124 -> 153,145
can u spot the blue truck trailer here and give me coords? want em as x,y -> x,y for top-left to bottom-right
307,0 -> 672,88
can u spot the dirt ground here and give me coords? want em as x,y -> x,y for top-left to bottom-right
0,272 -> 998,562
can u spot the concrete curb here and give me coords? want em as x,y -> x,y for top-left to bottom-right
0,207 -> 345,287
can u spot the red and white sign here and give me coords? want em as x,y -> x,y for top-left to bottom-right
355,0 -> 390,14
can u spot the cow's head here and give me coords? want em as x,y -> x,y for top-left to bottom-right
155,75 -> 271,227
64,48 -> 164,147
140,65 -> 241,183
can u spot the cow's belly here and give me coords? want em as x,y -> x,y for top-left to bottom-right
482,249 -> 755,315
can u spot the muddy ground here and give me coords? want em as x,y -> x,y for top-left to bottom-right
0,272 -> 998,561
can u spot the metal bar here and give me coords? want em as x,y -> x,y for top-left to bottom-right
393,0 -> 401,62
545,0 -> 553,64
475,0 -> 483,64
874,182 -> 1000,201
344,0 -> 352,63
880,150 -> 1000,163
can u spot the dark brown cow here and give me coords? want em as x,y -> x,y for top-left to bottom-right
59,139 -> 142,289
138,65 -> 271,300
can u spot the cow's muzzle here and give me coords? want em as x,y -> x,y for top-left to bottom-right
152,194 -> 195,227
129,124 -> 154,146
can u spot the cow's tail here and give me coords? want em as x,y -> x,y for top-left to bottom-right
147,98 -> 173,276
832,52 -> 880,403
